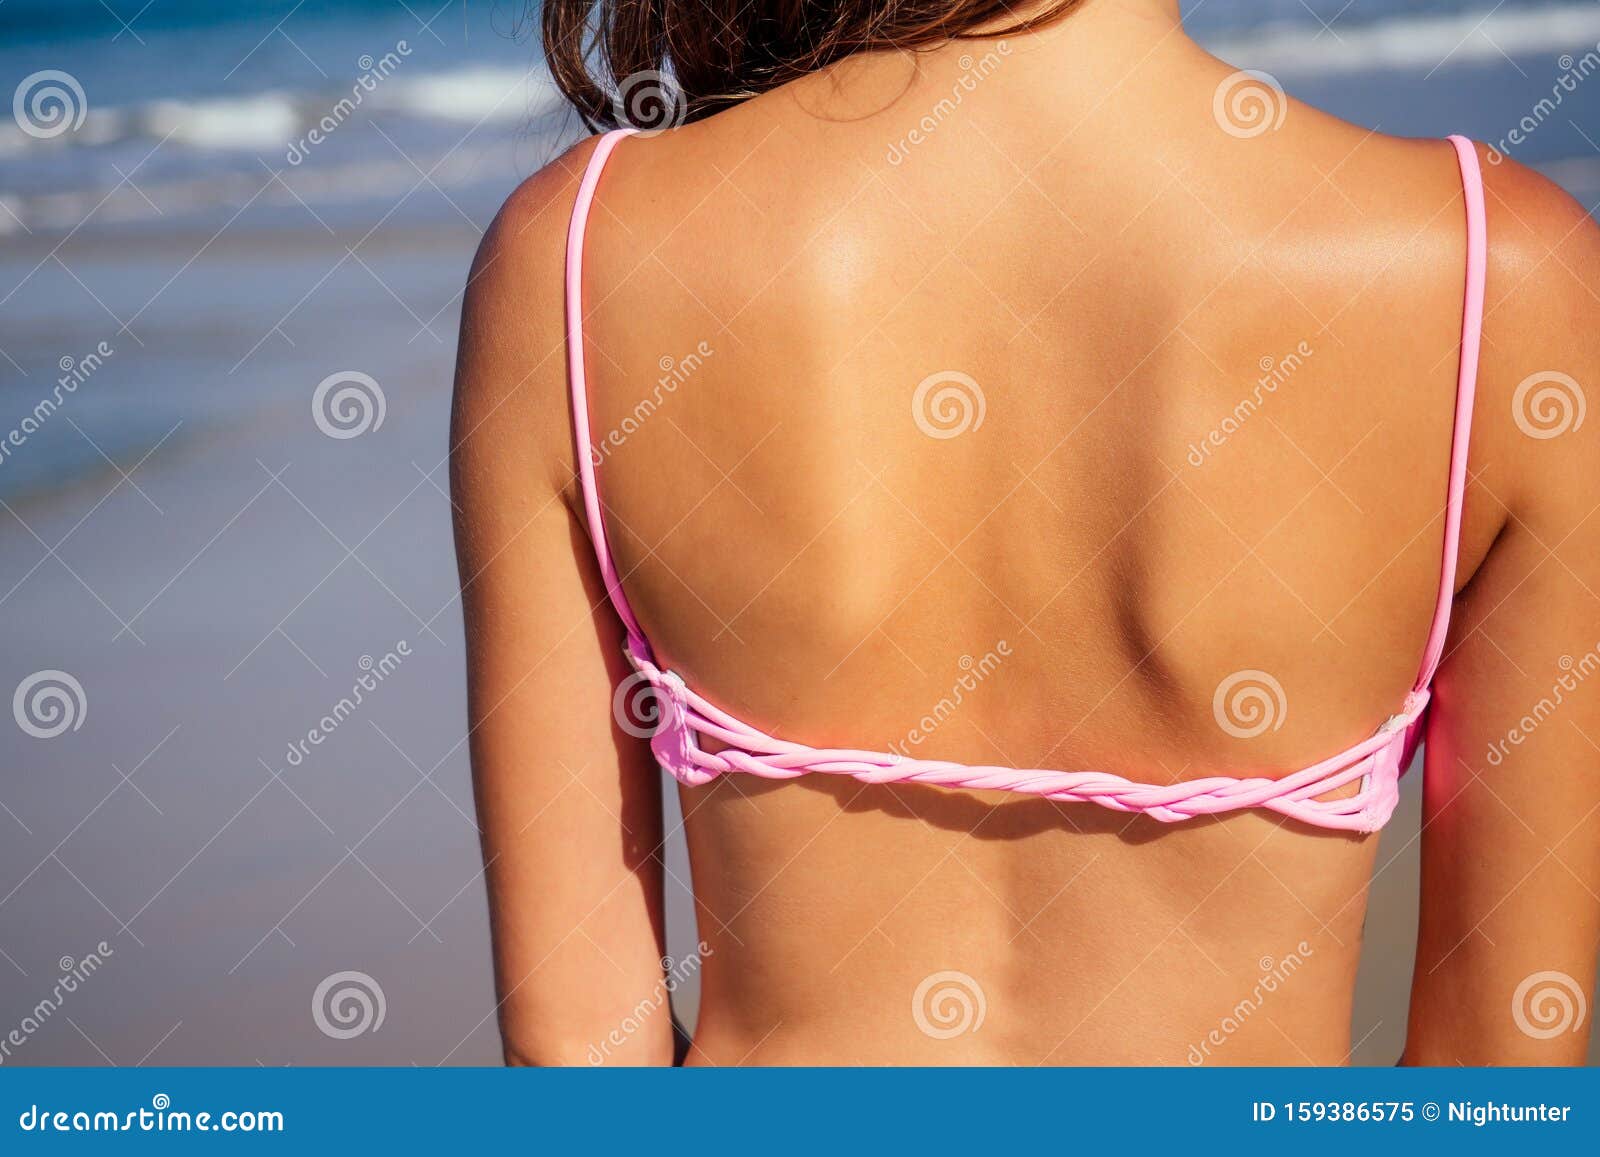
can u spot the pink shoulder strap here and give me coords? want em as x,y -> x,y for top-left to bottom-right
1413,135 -> 1487,691
566,128 -> 647,645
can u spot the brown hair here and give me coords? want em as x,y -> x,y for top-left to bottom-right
540,1 -> 1084,130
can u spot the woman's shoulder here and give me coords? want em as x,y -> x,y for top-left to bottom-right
1282,121 -> 1599,519
1477,143 -> 1600,318
463,131 -> 607,338
451,135 -> 613,496
1468,145 -> 1600,521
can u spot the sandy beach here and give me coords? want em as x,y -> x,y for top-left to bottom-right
2,216 -> 501,1063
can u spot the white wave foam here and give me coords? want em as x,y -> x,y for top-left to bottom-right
1208,2 -> 1600,75
366,66 -> 565,123
136,93 -> 304,150
1,141 -> 527,233
0,65 -> 561,158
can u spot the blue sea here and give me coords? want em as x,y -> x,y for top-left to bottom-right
2,0 -> 1598,238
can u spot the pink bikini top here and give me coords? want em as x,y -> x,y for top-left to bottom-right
565,130 -> 1487,833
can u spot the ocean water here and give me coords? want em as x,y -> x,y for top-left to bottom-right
2,0 -> 1599,235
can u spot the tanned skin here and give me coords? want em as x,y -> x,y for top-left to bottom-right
451,0 -> 1600,1065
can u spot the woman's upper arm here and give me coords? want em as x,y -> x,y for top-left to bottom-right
449,148 -> 670,1066
1404,160 -> 1600,1065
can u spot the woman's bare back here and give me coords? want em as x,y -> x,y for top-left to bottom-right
453,1 -> 1600,1065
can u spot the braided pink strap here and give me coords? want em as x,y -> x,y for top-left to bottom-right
624,641 -> 1420,832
